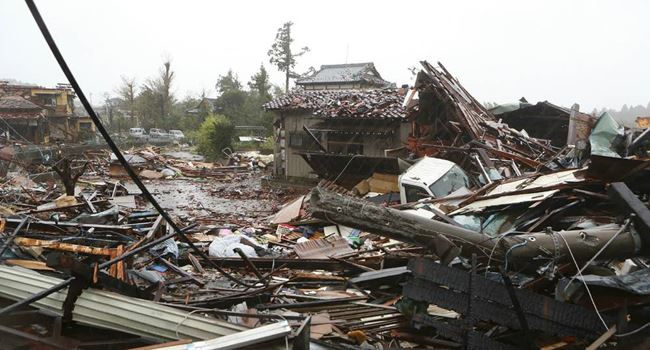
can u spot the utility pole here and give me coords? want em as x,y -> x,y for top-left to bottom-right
285,23 -> 291,94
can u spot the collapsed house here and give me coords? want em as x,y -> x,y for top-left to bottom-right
490,98 -> 596,147
305,61 -> 650,348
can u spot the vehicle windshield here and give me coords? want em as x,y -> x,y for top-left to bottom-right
428,165 -> 470,198
404,184 -> 431,203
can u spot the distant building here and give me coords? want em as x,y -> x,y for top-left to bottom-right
0,95 -> 48,144
0,82 -> 95,143
187,97 -> 218,116
296,62 -> 394,91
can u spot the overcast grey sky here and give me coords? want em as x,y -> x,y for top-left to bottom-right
1,0 -> 648,111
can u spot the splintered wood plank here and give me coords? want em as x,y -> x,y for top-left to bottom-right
5,259 -> 55,271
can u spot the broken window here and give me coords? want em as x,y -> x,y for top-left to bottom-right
403,184 -> 430,203
288,131 -> 320,151
327,133 -> 363,154
428,165 -> 470,198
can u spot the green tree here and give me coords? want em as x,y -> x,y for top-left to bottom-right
248,64 -> 272,100
195,114 -> 234,160
214,70 -> 248,124
268,21 -> 309,93
175,96 -> 202,131
216,69 -> 242,94
135,86 -> 161,129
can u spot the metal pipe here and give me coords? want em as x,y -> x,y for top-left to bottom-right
0,216 -> 29,257
233,247 -> 267,286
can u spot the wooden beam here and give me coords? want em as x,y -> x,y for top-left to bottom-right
13,237 -> 115,256
608,182 -> 650,245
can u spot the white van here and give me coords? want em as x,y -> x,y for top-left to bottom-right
398,157 -> 471,204
149,128 -> 168,139
169,130 -> 185,141
129,128 -> 146,139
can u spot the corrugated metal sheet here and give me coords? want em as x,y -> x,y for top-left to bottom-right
156,321 -> 292,350
0,265 -> 245,341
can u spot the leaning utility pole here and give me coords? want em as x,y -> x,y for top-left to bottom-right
310,188 -> 641,269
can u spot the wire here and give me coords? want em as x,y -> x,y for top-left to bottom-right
555,232 -> 609,331
559,221 -> 650,339
503,241 -> 527,271
616,322 -> 650,337
484,232 -> 510,277
564,220 -> 630,291
332,154 -> 361,184
24,0 -> 254,289
174,309 -> 202,339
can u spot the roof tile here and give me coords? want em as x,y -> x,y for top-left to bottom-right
264,89 -> 406,120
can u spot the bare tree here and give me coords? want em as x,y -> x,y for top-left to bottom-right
103,93 -> 114,126
138,59 -> 176,128
116,76 -> 137,125
159,59 -> 175,119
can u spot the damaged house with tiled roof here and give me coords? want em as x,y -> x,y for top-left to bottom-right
264,63 -> 409,183
0,82 -> 95,144
0,95 -> 48,144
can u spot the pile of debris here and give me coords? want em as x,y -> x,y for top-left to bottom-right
1,62 -> 650,350
101,146 -> 271,180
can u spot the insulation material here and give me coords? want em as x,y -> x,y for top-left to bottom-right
294,237 -> 354,259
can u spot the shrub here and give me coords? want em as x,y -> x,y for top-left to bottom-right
258,137 -> 274,155
195,114 -> 234,161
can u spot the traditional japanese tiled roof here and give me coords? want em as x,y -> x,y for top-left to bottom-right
0,96 -> 43,120
0,96 -> 42,111
296,63 -> 392,87
264,88 -> 406,120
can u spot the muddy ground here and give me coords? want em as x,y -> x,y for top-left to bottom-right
125,172 -> 303,226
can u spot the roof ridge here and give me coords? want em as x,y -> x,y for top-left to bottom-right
319,63 -> 373,69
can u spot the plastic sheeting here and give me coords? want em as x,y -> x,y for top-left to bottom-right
589,112 -> 625,158
578,268 -> 650,295
208,235 -> 266,258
